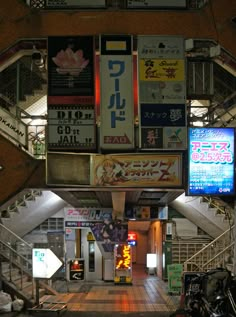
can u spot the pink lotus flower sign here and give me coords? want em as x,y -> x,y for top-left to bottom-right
52,47 -> 89,76
48,36 -> 94,99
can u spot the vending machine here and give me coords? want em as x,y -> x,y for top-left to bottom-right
114,244 -> 132,284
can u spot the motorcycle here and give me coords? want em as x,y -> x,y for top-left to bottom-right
171,267 -> 236,317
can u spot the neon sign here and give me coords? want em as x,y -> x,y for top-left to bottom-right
115,244 -> 131,269
128,232 -> 137,241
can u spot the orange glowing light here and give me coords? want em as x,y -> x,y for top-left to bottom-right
115,244 -> 131,269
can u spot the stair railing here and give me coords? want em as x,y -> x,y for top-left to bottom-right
184,225 -> 234,272
202,196 -> 234,224
0,223 -> 34,298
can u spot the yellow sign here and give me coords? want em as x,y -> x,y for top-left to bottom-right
87,232 -> 95,241
106,41 -> 127,50
139,59 -> 185,81
116,245 -> 131,269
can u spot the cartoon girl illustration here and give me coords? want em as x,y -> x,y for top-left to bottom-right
95,158 -> 127,186
100,213 -> 114,243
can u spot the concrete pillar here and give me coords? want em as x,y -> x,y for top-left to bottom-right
111,192 -> 126,221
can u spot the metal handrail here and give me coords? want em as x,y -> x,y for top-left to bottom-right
201,242 -> 234,269
203,196 -> 234,220
184,225 -> 235,271
0,224 -> 34,299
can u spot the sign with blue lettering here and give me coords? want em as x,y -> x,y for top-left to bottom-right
100,35 -> 134,150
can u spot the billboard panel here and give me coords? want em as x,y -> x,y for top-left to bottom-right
137,36 -> 186,150
48,36 -> 95,104
99,35 -> 134,150
47,104 -> 96,150
188,127 -> 235,195
91,153 -> 183,187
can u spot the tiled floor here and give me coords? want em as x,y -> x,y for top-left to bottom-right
39,264 -> 180,314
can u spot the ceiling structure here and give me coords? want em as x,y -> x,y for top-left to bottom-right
52,189 -> 184,209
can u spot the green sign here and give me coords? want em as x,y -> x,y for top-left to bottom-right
167,263 -> 183,294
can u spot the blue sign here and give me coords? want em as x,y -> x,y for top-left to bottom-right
188,127 -> 235,196
140,103 -> 186,126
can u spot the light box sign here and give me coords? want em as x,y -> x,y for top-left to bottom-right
32,248 -> 63,279
188,127 -> 235,196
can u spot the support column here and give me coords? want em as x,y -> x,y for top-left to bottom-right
111,192 -> 126,221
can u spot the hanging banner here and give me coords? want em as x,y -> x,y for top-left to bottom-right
137,36 -> 186,150
99,35 -> 134,150
91,153 -> 182,187
47,104 -> 96,150
47,36 -> 95,104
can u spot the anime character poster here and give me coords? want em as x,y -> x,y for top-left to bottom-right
90,214 -> 128,253
48,36 -> 94,101
91,154 -> 183,187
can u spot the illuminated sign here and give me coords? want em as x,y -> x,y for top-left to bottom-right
115,244 -> 131,269
188,127 -> 235,195
128,232 -> 137,241
128,240 -> 137,246
32,248 -> 63,279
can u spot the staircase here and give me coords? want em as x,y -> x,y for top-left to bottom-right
0,224 -> 58,308
170,194 -> 235,274
0,190 -> 67,237
184,225 -> 235,272
170,193 -> 233,239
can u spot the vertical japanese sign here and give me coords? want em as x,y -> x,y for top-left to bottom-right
100,35 -> 134,150
137,36 -> 186,150
47,36 -> 96,151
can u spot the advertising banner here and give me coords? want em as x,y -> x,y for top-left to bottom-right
47,104 -> 96,150
138,36 -> 185,59
188,127 -> 235,195
137,35 -> 186,150
48,36 -> 95,104
141,126 -> 186,149
100,35 -> 134,150
140,103 -> 186,126
64,207 -> 128,253
139,59 -> 185,82
91,154 -> 182,187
